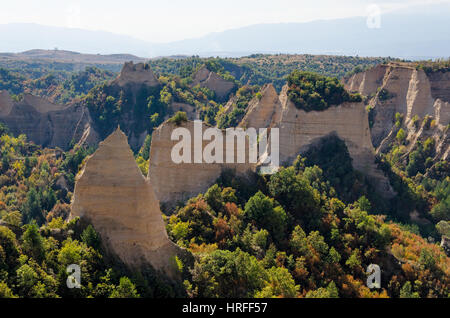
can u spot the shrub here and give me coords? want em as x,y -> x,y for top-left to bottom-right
287,71 -> 360,112
396,128 -> 406,144
168,111 -> 188,126
378,88 -> 393,101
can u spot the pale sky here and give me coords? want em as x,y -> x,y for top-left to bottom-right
0,0 -> 448,42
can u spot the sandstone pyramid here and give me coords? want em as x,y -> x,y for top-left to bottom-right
70,128 -> 182,277
191,65 -> 236,101
112,61 -> 159,87
239,83 -> 281,129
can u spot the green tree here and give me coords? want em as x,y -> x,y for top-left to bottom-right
16,264 -> 38,295
268,168 -> 320,228
357,196 -> 372,213
255,267 -> 298,298
396,128 -> 406,144
21,223 -> 45,263
205,184 -> 224,213
191,249 -> 266,298
81,225 -> 101,250
0,226 -> 20,273
22,188 -> 44,225
0,281 -> 17,298
110,277 -> 140,298
399,281 -> 419,298
244,191 -> 287,243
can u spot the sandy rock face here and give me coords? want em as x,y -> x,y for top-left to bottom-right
170,102 -> 198,120
0,91 -> 13,116
191,65 -> 236,101
112,61 -> 159,87
345,64 -> 388,96
70,128 -> 181,276
345,63 -> 450,161
240,84 -> 281,129
149,121 -> 256,205
149,82 -> 395,205
428,71 -> 450,102
0,93 -> 99,149
276,86 -> 393,197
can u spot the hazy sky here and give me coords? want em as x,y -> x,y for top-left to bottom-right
0,0 -> 448,42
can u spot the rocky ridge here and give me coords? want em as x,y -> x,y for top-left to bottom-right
0,90 -> 99,149
148,120 -> 256,205
239,84 -> 281,129
112,61 -> 159,87
344,63 -> 450,161
70,128 -> 183,277
191,65 -> 236,101
148,82 -> 394,206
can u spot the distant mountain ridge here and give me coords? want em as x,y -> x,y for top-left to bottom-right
0,49 -> 146,64
0,3 -> 449,59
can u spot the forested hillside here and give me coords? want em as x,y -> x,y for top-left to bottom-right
0,58 -> 448,298
0,66 -> 115,104
149,55 -> 396,91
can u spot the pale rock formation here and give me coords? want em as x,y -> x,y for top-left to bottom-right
345,64 -> 388,96
170,102 -> 198,120
429,71 -> 450,102
435,99 -> 450,127
112,61 -> 159,87
148,120 -> 256,205
344,63 -> 450,161
70,128 -> 182,277
148,78 -> 396,205
0,91 -> 13,116
22,93 -> 66,113
276,85 -> 393,196
191,65 -> 236,101
1,62 -> 161,151
149,81 -> 394,205
239,84 -> 281,129
0,93 -> 99,149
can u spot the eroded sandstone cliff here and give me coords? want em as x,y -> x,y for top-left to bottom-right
112,61 -> 159,88
276,85 -> 393,197
239,84 -> 281,129
344,63 -> 450,161
191,65 -> 236,101
0,91 -> 13,117
148,120 -> 256,205
148,83 -> 394,206
0,90 -> 99,149
0,62 -> 164,151
70,128 -> 182,277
